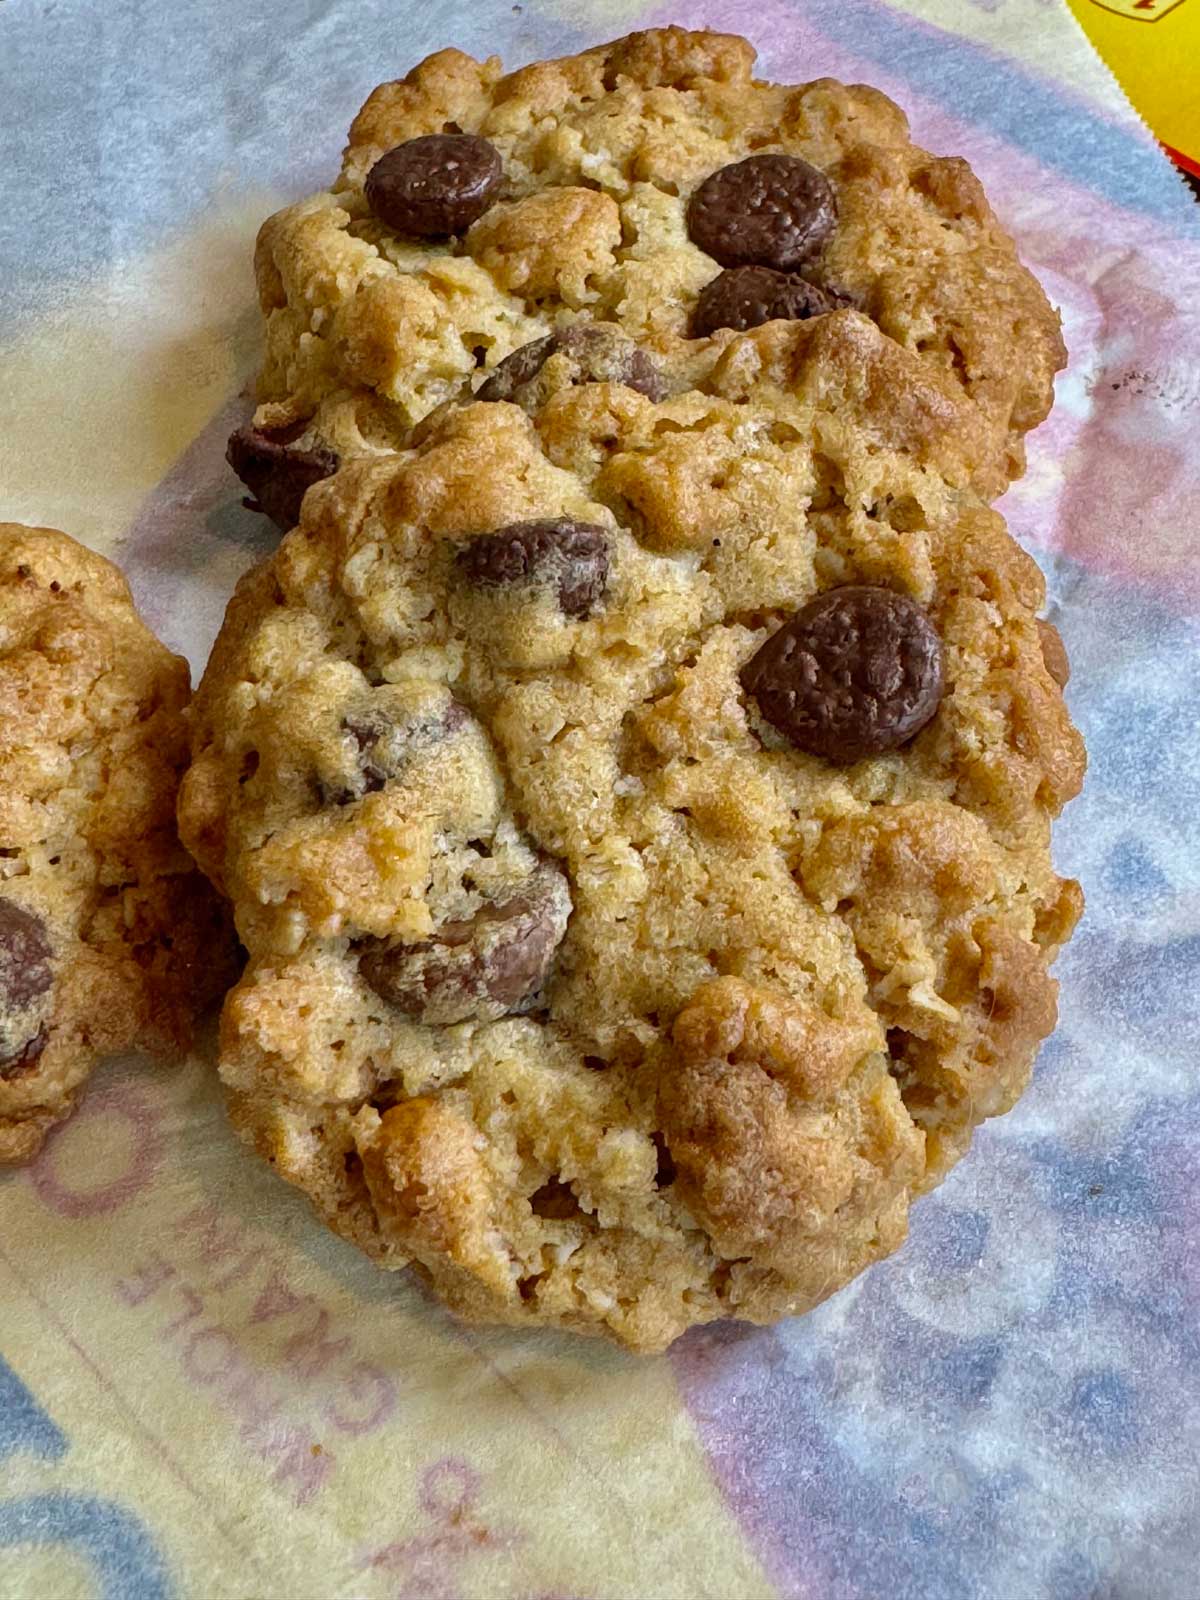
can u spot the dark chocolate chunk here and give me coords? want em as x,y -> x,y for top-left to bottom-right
690,266 -> 844,338
456,519 -> 610,619
359,863 -> 571,1026
687,155 -> 837,272
741,586 -> 943,762
477,324 -> 667,403
226,426 -> 338,532
364,133 -> 502,237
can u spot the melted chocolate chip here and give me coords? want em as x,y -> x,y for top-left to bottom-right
0,1026 -> 47,1082
476,334 -> 557,399
687,155 -> 837,272
477,323 -> 667,404
741,586 -> 944,763
456,519 -> 610,619
1037,619 -> 1071,689
359,863 -> 571,1026
325,699 -> 468,806
0,898 -> 53,1012
365,133 -> 502,237
226,426 -> 338,531
690,266 -> 844,338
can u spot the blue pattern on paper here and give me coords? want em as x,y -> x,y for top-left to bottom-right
0,1356 -> 67,1465
0,1494 -> 172,1600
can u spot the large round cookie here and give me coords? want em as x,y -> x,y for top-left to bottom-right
232,26 -> 1064,528
0,525 -> 234,1163
182,319 -> 1084,1351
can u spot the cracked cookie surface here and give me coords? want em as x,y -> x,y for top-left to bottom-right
182,320 -> 1083,1351
237,26 -> 1064,527
0,525 -> 235,1163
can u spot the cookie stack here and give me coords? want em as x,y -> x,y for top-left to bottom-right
5,29 -> 1085,1353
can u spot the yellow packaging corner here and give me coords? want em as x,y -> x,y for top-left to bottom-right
1068,0 -> 1200,177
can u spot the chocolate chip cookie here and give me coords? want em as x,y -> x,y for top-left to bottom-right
0,525 -> 234,1163
232,26 -> 1065,530
181,318 -> 1083,1350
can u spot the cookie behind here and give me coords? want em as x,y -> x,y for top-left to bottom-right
0,524 -> 235,1163
231,26 -> 1064,530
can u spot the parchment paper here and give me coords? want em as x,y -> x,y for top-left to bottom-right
1,2 -> 1198,1596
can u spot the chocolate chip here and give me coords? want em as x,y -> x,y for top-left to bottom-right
226,426 -> 339,531
359,863 -> 571,1026
456,519 -> 610,619
0,899 -> 53,1074
687,155 -> 837,272
477,324 -> 667,403
544,324 -> 668,401
342,714 -> 395,797
0,1026 -> 47,1082
690,266 -> 845,338
364,133 -> 502,237
476,334 -> 556,400
0,898 -> 53,1012
325,699 -> 468,806
741,586 -> 943,762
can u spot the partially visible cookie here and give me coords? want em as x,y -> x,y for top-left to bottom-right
182,334 -> 1083,1350
234,26 -> 1064,529
0,525 -> 235,1163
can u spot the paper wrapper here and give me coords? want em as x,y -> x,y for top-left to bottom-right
2,3 -> 1198,1596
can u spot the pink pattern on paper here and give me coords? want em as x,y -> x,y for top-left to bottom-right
365,1458 -> 527,1600
30,1076 -> 164,1219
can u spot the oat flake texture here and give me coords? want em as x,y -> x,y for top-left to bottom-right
183,102 -> 1085,1341
239,26 -> 1066,523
